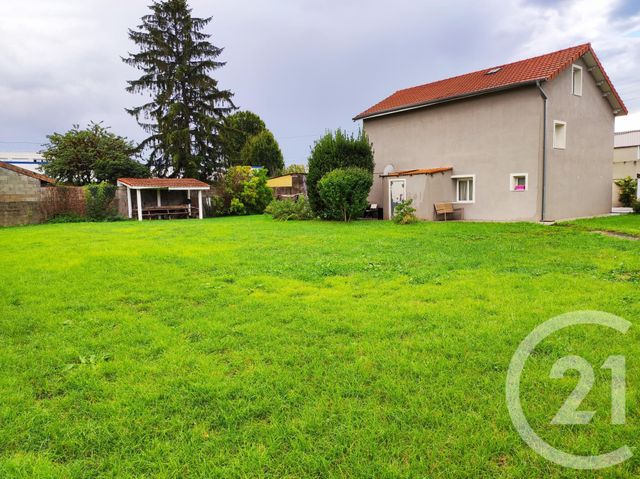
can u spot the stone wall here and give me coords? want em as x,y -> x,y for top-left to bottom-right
0,167 -> 44,227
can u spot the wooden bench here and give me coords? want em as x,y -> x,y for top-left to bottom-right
434,202 -> 464,221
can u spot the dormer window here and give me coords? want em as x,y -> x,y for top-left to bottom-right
571,64 -> 583,96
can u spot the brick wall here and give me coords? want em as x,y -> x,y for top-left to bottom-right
39,186 -> 86,220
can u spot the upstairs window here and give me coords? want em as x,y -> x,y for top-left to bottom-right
553,121 -> 567,149
572,65 -> 583,96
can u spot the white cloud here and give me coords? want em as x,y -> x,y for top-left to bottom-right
0,0 -> 639,162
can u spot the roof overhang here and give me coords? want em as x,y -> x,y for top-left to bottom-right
381,167 -> 453,177
581,49 -> 627,116
116,179 -> 210,190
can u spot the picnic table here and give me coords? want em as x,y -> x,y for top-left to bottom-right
133,205 -> 199,220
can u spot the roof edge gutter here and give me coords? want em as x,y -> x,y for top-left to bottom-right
353,80 -> 543,121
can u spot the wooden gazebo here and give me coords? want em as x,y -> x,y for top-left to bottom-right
117,178 -> 210,221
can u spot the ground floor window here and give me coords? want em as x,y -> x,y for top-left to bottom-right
510,173 -> 528,191
453,175 -> 475,203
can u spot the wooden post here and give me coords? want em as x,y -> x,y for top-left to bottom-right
136,189 -> 143,221
157,189 -> 162,207
198,190 -> 203,219
127,187 -> 132,219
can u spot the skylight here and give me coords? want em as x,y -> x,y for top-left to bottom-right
485,67 -> 502,75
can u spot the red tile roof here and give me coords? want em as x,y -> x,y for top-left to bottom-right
354,44 -> 627,120
0,161 -> 56,184
118,178 -> 210,189
382,167 -> 453,177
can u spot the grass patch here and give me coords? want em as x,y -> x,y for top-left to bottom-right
1,216 -> 639,478
561,214 -> 640,237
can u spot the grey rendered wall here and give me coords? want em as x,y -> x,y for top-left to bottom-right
544,57 -> 615,220
364,86 -> 543,221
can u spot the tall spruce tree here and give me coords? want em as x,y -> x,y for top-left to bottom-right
123,0 -> 235,178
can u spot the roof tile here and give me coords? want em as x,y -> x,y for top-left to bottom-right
355,44 -> 626,119
118,178 -> 210,189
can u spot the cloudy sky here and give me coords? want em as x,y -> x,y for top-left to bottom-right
1,0 -> 639,165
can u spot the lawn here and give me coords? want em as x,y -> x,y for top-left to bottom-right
1,215 -> 639,478
562,214 -> 640,237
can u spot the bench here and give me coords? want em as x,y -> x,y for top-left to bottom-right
434,202 -> 464,221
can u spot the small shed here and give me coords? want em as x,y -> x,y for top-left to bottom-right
117,178 -> 210,221
0,161 -> 55,227
266,173 -> 307,199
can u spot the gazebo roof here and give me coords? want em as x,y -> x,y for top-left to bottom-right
117,178 -> 210,189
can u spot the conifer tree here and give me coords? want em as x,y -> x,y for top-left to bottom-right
124,0 -> 234,178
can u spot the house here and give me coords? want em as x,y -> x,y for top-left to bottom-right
0,152 -> 48,173
354,44 -> 627,221
117,178 -> 211,221
0,161 -> 55,227
266,173 -> 307,199
613,130 -> 640,206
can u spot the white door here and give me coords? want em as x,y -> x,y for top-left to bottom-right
389,179 -> 406,217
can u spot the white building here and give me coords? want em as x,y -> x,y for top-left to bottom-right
0,152 -> 47,173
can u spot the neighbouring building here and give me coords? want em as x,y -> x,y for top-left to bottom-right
0,152 -> 48,173
266,173 -> 307,199
613,130 -> 640,207
354,43 -> 626,221
0,161 -> 55,227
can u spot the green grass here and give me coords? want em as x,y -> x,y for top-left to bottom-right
562,214 -> 640,237
1,216 -> 639,478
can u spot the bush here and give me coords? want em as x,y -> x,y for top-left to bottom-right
85,183 -> 117,221
633,199 -> 640,214
47,213 -> 87,224
393,199 -> 418,224
614,176 -> 638,207
307,129 -> 374,216
216,166 -> 273,216
317,167 -> 373,222
265,197 -> 314,221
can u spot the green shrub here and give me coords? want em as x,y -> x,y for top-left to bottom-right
85,183 -> 117,221
615,176 -> 638,207
393,199 -> 418,224
47,214 -> 87,224
307,129 -> 374,216
318,167 -> 373,222
633,199 -> 640,214
217,166 -> 273,216
265,197 -> 314,221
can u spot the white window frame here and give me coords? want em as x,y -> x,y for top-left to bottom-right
510,173 -> 528,192
451,174 -> 476,204
637,145 -> 640,161
553,121 -> 567,150
571,64 -> 583,96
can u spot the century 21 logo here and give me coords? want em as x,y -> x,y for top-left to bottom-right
506,311 -> 632,470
